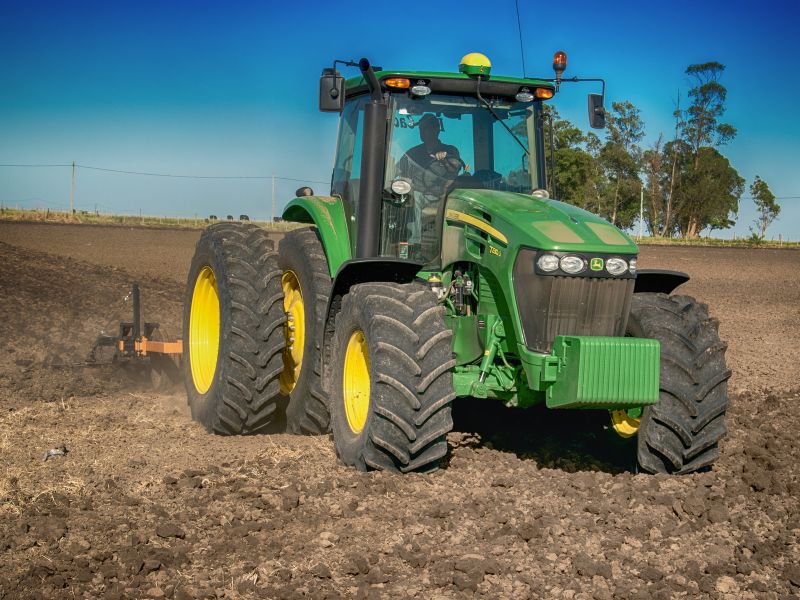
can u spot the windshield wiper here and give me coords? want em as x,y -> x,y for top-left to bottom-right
475,76 -> 529,156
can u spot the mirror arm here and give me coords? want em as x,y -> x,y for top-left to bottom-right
542,76 -> 605,101
333,59 -> 359,69
329,59 -> 358,99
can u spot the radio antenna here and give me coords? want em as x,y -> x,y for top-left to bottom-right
514,0 -> 527,77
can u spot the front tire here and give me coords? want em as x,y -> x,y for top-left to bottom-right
330,283 -> 456,473
628,293 -> 731,474
183,223 -> 285,434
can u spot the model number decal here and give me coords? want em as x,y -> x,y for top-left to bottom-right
489,246 -> 501,257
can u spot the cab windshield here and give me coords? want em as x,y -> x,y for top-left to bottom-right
380,93 -> 541,265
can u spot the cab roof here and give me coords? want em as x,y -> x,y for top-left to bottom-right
344,70 -> 555,100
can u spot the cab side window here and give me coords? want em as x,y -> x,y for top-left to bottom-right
331,96 -> 368,250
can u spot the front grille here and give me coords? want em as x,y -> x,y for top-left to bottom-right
513,249 -> 634,353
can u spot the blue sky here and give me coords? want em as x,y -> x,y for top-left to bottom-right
1,0 -> 798,239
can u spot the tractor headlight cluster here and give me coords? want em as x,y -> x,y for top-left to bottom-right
559,255 -> 586,274
534,252 -> 636,278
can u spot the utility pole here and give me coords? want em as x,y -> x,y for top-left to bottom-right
70,161 -> 76,216
638,183 -> 644,240
271,174 -> 276,222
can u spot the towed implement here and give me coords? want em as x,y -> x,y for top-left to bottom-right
181,52 -> 731,474
90,282 -> 183,389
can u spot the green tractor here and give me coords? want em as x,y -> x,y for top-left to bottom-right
182,52 -> 730,475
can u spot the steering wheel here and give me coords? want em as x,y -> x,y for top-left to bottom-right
419,155 -> 465,191
432,155 -> 465,176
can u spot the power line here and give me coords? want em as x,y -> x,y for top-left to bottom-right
0,163 -> 72,168
514,0 -> 526,78
0,163 -> 328,185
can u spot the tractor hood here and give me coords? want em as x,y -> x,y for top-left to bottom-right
447,189 -> 638,255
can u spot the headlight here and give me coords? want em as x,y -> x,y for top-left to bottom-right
559,255 -> 585,274
531,188 -> 550,199
537,254 -> 559,272
605,257 -> 628,276
515,88 -> 534,103
628,258 -> 637,274
391,179 -> 412,195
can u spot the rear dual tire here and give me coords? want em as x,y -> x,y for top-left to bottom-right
183,223 -> 285,434
277,228 -> 332,434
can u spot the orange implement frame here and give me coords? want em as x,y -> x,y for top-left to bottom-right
118,338 -> 184,356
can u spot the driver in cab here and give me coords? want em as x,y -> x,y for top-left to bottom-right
397,114 -> 465,250
397,114 -> 463,186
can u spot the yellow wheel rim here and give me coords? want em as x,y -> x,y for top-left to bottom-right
189,266 -> 220,394
610,410 -> 641,438
343,330 -> 370,434
280,270 -> 305,395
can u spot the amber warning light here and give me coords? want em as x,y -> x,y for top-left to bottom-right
553,51 -> 567,72
552,50 -> 568,90
384,78 -> 410,89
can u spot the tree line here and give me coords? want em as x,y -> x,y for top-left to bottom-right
543,62 -> 780,239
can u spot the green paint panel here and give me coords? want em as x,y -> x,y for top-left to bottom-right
282,196 -> 351,276
546,336 -> 660,409
445,189 -> 639,254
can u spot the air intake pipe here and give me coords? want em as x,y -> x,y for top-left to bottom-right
355,58 -> 387,259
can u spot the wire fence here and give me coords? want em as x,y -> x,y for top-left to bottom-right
1,162 -> 797,242
0,163 -> 330,223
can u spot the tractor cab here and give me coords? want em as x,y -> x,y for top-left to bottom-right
322,54 -> 555,267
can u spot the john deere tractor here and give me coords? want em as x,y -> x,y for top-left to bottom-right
182,52 -> 730,475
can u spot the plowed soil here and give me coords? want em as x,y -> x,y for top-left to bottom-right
1,222 -> 798,600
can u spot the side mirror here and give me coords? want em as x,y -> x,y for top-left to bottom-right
588,93 -> 606,129
319,68 -> 345,113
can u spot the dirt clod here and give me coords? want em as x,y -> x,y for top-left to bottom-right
155,524 -> 185,539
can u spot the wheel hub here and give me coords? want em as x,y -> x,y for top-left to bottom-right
189,266 -> 220,394
280,271 -> 305,395
610,408 -> 641,438
343,330 -> 370,434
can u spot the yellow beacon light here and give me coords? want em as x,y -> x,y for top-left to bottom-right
459,53 -> 492,77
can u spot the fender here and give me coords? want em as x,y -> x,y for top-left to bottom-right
329,257 -> 424,302
634,269 -> 690,294
282,196 -> 352,276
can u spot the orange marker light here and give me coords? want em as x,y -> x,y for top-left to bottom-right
553,51 -> 567,73
384,78 -> 411,89
535,88 -> 555,99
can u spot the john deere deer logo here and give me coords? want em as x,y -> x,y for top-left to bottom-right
590,258 -> 604,271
